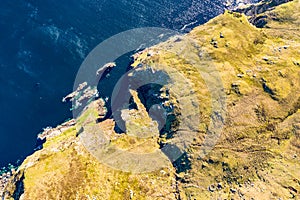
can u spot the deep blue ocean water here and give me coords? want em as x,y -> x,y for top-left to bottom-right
0,0 -> 243,167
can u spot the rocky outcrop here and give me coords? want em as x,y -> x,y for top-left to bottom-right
235,0 -> 292,16
62,81 -> 99,111
37,119 -> 76,141
234,0 -> 293,27
0,172 -> 12,197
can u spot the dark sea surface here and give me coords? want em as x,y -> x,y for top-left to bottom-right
0,0 -> 244,167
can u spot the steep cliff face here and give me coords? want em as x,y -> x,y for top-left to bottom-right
2,0 -> 300,199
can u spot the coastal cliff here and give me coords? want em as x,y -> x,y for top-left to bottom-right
1,0 -> 300,199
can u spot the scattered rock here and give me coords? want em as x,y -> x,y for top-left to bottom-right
231,82 -> 241,95
293,154 -> 297,159
130,190 -> 134,199
217,182 -> 223,189
208,184 -> 216,192
283,45 -> 289,49
262,57 -> 269,61
293,61 -> 300,66
230,188 -> 237,193
160,170 -> 167,175
278,47 -> 282,52
238,190 -> 245,198
278,70 -> 285,77
147,50 -> 154,57
210,38 -> 219,48
220,32 -> 225,38
237,73 -> 244,78
287,186 -> 297,194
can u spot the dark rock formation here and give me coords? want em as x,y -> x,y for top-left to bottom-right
235,0 -> 293,27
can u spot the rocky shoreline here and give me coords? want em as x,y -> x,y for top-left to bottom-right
0,171 -> 12,197
0,119 -> 77,198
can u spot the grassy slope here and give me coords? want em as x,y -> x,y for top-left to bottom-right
180,1 -> 300,199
